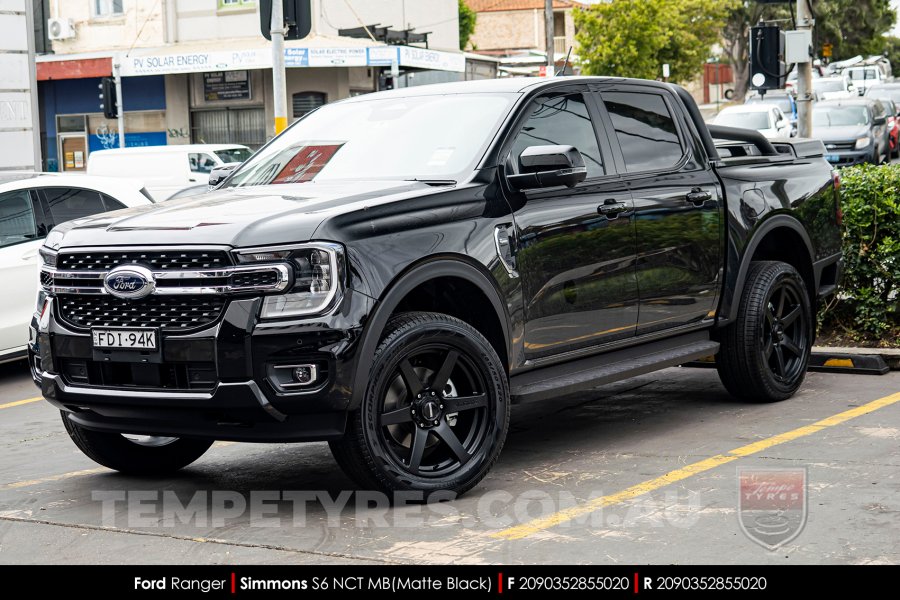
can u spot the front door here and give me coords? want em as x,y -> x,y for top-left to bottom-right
598,88 -> 722,335
503,89 -> 639,360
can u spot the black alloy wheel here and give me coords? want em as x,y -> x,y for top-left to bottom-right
330,312 -> 509,496
717,261 -> 813,402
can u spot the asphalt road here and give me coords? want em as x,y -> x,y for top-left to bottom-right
0,358 -> 898,565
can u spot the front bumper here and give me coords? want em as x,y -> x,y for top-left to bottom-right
823,147 -> 872,167
30,291 -> 375,442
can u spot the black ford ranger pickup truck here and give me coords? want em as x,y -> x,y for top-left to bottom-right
30,77 -> 842,497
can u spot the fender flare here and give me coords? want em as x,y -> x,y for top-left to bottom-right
726,214 -> 816,322
350,258 -> 511,410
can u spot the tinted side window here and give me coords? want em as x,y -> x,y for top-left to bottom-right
189,152 -> 218,173
100,193 -> 126,211
602,92 -> 684,172
509,93 -> 604,177
0,190 -> 38,249
43,187 -> 107,225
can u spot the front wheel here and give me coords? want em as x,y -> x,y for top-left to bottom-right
330,312 -> 509,497
62,412 -> 213,474
716,261 -> 812,402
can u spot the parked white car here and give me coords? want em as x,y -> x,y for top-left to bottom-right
87,144 -> 252,201
712,104 -> 792,139
0,173 -> 153,363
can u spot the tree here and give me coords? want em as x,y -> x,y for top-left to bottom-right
575,0 -> 729,83
722,0 -> 896,101
458,0 -> 477,51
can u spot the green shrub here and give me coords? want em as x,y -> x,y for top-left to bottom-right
820,163 -> 900,339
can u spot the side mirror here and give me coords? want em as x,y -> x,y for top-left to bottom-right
506,145 -> 588,191
208,162 -> 241,188
874,116 -> 887,126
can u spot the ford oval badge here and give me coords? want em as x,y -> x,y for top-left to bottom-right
103,265 -> 155,299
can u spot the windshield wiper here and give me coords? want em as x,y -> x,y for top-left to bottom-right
404,178 -> 457,186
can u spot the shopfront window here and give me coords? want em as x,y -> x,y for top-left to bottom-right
94,0 -> 123,18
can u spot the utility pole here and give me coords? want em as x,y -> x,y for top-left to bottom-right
544,0 -> 554,74
271,1 -> 288,135
796,0 -> 813,138
113,53 -> 125,148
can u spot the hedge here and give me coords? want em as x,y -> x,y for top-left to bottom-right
818,163 -> 900,340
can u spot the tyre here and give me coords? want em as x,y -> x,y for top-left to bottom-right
62,412 -> 213,474
330,312 -> 509,497
716,261 -> 812,402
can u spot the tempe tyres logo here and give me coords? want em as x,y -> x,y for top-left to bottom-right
738,467 -> 807,551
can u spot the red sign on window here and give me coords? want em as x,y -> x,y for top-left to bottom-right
272,143 -> 344,183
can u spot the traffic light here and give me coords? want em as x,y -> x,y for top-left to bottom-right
98,77 -> 118,119
749,24 -> 786,92
259,0 -> 311,41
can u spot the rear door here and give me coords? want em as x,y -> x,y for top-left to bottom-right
595,85 -> 722,335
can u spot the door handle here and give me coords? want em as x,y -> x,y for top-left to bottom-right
188,177 -> 198,182
598,200 -> 628,219
685,189 -> 712,207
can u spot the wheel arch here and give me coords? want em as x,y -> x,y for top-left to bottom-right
351,257 -> 511,410
725,215 -> 817,323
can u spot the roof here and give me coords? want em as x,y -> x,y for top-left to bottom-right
816,98 -> 879,107
719,104 -> 774,114
88,144 -> 249,156
466,0 -> 583,13
0,173 -> 147,197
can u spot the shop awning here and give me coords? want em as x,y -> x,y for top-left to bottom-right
35,35 -> 466,78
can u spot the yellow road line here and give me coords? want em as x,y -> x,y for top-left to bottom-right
0,396 -> 42,410
493,391 -> 900,540
3,467 -> 108,490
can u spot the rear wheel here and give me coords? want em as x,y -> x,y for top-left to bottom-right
62,412 -> 213,474
717,261 -> 812,402
330,312 -> 509,497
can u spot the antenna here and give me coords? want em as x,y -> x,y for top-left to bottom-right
556,46 -> 573,76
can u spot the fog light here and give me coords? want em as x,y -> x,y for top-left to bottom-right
292,365 -> 317,385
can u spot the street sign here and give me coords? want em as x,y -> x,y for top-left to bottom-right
260,0 -> 312,41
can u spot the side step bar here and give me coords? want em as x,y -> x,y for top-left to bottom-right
510,330 -> 720,403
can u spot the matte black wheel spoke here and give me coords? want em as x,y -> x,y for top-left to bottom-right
381,406 -> 413,426
781,337 -> 802,357
765,341 -> 775,361
781,305 -> 801,327
433,422 -> 471,465
442,393 -> 488,414
398,358 -> 424,398
407,428 -> 428,473
774,345 -> 787,377
431,350 -> 459,392
766,303 -> 776,327
776,287 -> 787,317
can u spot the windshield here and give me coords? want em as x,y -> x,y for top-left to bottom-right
226,93 -> 516,186
714,111 -> 771,130
848,68 -> 878,80
813,106 -> 869,127
747,96 -> 793,114
814,80 -> 845,93
867,87 -> 900,105
215,148 -> 253,164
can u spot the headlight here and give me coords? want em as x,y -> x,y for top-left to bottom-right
235,243 -> 343,318
855,136 -> 871,149
39,247 -> 57,267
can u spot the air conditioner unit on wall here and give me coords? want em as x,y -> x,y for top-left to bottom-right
47,18 -> 76,41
